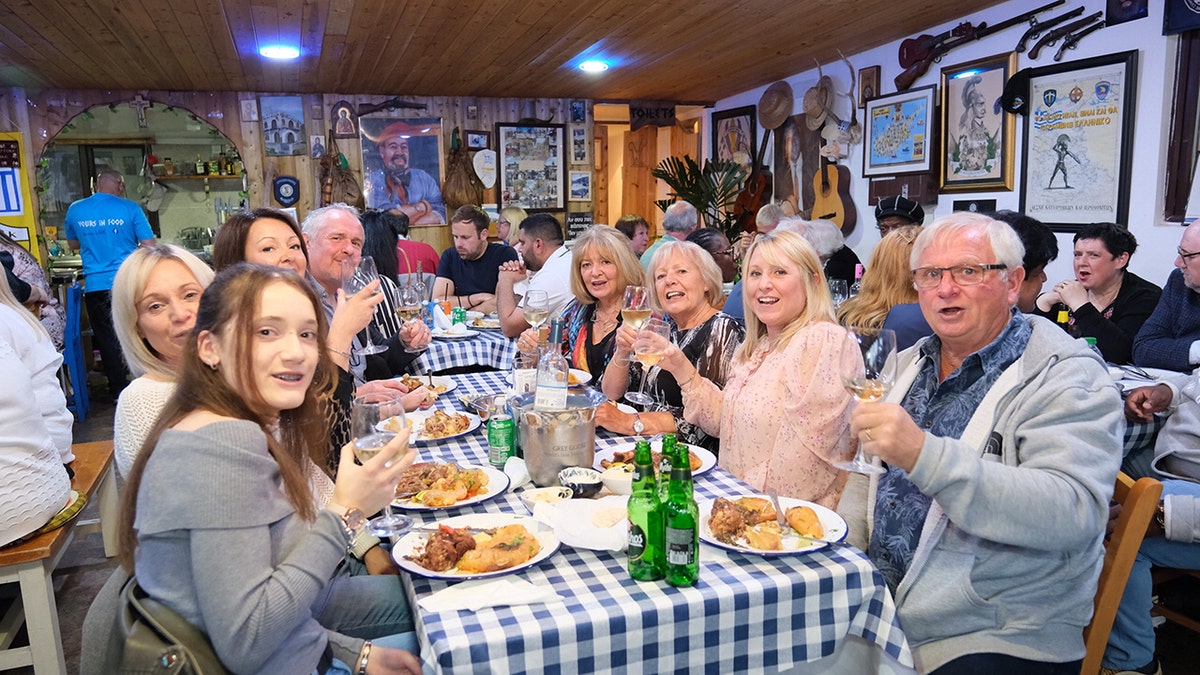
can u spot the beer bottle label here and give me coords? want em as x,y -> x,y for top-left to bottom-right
628,523 -> 647,559
665,526 -> 695,565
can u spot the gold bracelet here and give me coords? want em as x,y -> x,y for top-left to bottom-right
356,640 -> 372,675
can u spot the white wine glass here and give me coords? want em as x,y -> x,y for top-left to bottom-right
351,392 -> 413,537
342,256 -> 387,356
833,327 -> 897,476
621,286 -> 652,330
626,317 -> 670,407
523,289 -> 550,330
397,284 -> 425,354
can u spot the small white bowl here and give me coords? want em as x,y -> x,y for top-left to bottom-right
600,465 -> 634,495
519,486 -> 573,511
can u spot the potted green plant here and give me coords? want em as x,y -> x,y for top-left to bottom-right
651,155 -> 746,240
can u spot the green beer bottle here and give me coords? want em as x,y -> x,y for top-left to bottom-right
627,439 -> 665,580
664,442 -> 699,587
657,433 -> 677,500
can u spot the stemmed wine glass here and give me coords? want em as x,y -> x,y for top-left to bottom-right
829,279 -> 850,309
351,392 -> 413,537
626,317 -> 670,407
621,286 -> 651,330
342,256 -> 387,355
833,327 -> 897,475
397,284 -> 425,354
523,290 -> 550,347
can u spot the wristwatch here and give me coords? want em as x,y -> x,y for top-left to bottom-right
330,504 -> 366,545
632,413 -> 645,435
1155,500 -> 1166,531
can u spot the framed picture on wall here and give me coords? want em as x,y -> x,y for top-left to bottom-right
863,86 -> 936,177
330,101 -> 358,139
711,105 -> 756,174
939,52 -> 1017,192
569,171 -> 592,201
359,117 -> 447,225
1019,50 -> 1138,232
496,122 -> 566,211
859,66 -> 881,108
465,130 -> 491,150
260,96 -> 307,156
570,126 -> 589,164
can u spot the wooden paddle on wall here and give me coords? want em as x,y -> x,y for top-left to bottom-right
811,157 -> 856,230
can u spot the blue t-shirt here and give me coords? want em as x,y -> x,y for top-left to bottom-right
435,242 -> 518,296
63,193 -> 154,291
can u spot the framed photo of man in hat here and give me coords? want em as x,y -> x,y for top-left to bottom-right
360,116 -> 447,225
939,52 -> 1016,193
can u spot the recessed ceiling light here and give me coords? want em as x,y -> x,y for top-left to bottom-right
579,60 -> 610,73
259,45 -> 300,60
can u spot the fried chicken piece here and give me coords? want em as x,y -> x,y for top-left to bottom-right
735,497 -> 777,525
709,497 -> 751,545
457,524 -> 541,573
422,410 -> 470,439
405,525 -> 477,571
785,506 -> 824,539
745,521 -> 783,551
396,462 -> 455,495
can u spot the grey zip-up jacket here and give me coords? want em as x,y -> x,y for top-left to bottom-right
839,316 -> 1123,672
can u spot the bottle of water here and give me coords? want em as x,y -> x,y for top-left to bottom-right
534,319 -> 568,411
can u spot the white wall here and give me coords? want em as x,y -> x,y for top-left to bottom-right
710,0 -> 1183,288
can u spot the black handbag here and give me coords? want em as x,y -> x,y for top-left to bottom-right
117,575 -> 228,674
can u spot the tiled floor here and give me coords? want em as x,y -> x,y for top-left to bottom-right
7,382 -> 1200,674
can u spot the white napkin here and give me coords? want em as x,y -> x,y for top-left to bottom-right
533,495 -> 629,552
503,457 -> 533,490
431,303 -> 453,331
418,577 -> 562,612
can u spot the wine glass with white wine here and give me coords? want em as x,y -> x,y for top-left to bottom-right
523,289 -> 550,346
625,317 -> 670,407
621,286 -> 652,329
341,256 -> 387,355
351,392 -> 413,537
833,327 -> 897,475
396,284 -> 425,354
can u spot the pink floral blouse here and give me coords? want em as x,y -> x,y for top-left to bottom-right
680,321 -> 853,508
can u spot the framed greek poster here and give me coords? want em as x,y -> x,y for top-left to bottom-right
1019,50 -> 1138,232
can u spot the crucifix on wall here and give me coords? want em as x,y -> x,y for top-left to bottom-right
129,94 -> 151,128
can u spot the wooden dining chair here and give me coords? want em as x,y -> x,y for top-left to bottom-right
1080,472 -> 1163,675
1150,567 -> 1200,633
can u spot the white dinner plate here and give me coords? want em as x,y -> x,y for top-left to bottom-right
471,314 -> 503,330
392,512 -> 560,580
396,375 -> 457,395
432,327 -> 479,339
505,368 -> 592,387
392,464 -> 511,511
378,409 -> 482,443
593,440 -> 717,477
697,495 -> 848,556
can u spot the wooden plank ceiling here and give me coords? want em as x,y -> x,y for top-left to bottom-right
0,0 -> 1005,103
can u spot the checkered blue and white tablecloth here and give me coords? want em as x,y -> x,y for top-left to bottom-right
402,371 -> 913,674
410,328 -> 517,374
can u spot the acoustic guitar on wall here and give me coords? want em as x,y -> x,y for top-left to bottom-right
811,157 -> 856,231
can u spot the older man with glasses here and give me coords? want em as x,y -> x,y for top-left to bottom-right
1132,220 -> 1200,372
839,212 -> 1122,674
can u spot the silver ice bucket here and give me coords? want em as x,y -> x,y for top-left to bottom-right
511,387 -> 607,487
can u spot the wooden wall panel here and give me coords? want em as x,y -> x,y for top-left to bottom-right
622,126 -> 657,236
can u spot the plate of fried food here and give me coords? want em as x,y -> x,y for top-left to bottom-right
470,313 -> 502,330
392,461 -> 509,510
380,409 -> 481,442
397,374 -> 456,397
699,495 -> 847,555
394,513 -> 559,580
595,441 -> 716,477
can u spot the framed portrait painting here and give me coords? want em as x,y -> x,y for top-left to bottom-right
330,101 -> 358,139
863,86 -> 936,177
359,117 -> 447,225
496,122 -> 565,211
1019,50 -> 1138,232
711,105 -> 756,174
939,52 -> 1017,192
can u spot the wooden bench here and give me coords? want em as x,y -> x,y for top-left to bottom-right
0,440 -> 118,674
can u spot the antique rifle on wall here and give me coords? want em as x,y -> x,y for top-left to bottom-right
357,98 -> 428,117
895,0 -> 1065,91
1016,6 -> 1084,53
1028,12 -> 1102,60
1054,21 -> 1105,62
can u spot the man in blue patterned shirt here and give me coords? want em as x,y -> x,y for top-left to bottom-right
838,212 -> 1123,674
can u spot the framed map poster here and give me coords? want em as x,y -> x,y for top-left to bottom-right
497,122 -> 565,211
863,85 -> 936,177
1019,50 -> 1138,232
